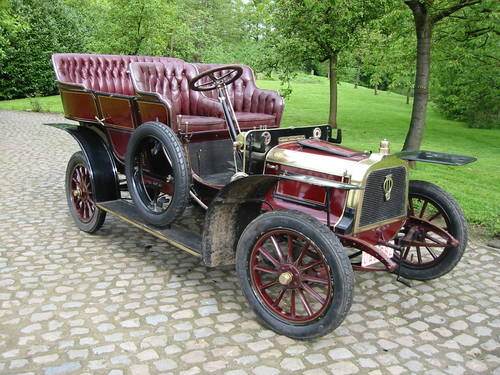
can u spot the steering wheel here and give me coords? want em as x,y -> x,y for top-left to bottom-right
189,65 -> 244,92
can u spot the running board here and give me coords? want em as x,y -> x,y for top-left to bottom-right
97,200 -> 202,258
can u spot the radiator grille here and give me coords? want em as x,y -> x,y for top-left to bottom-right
359,166 -> 407,228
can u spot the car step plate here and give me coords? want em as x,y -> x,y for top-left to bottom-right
97,200 -> 202,257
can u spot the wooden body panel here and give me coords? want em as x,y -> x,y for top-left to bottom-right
60,89 -> 99,122
136,100 -> 170,125
97,94 -> 136,129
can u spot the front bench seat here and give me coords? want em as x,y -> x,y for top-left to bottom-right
130,61 -> 225,132
194,63 -> 284,129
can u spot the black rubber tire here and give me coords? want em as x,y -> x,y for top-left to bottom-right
236,210 -> 354,340
395,180 -> 468,280
125,122 -> 190,227
65,151 -> 106,233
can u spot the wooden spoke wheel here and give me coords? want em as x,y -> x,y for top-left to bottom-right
394,180 -> 468,280
65,152 -> 106,233
236,210 -> 354,340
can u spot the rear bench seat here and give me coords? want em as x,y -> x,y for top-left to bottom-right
52,53 -> 184,96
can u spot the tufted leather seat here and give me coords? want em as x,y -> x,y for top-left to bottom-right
194,63 -> 284,129
129,62 -> 225,132
52,53 -> 184,96
52,53 -> 284,134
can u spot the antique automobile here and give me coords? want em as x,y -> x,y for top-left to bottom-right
47,53 -> 475,340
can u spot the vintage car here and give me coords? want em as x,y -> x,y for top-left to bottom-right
47,53 -> 475,339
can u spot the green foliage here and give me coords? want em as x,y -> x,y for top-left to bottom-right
431,0 -> 499,129
0,0 -> 85,99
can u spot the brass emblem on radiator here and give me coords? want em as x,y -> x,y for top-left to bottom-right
383,174 -> 393,201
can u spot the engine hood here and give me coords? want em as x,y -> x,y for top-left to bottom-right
265,139 -> 406,186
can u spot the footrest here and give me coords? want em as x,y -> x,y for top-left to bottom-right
97,200 -> 202,257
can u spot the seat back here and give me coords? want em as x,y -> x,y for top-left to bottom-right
194,63 -> 257,112
52,53 -> 184,96
130,61 -> 208,124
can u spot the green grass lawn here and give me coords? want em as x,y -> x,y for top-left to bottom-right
1,77 -> 499,235
0,95 -> 63,112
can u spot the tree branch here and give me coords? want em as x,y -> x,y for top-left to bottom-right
431,1 -> 482,24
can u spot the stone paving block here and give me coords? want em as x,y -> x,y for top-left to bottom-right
0,110 -> 499,374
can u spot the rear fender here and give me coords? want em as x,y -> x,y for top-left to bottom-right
45,123 -> 120,202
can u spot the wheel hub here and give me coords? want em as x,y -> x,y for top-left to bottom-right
278,271 -> 293,285
73,187 -> 82,198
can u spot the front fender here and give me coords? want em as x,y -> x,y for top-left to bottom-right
202,175 -> 282,267
201,174 -> 360,267
45,123 -> 120,202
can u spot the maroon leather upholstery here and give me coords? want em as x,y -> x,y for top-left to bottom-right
52,53 -> 285,133
52,53 -> 184,96
194,63 -> 284,128
130,61 -> 224,131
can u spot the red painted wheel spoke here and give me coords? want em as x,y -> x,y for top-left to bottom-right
270,235 -> 285,263
302,274 -> 329,285
409,199 -> 415,216
300,260 -> 322,272
295,242 -> 310,266
301,282 -> 326,304
416,246 -> 422,264
424,235 -> 447,247
254,265 -> 278,274
273,287 -> 287,307
428,211 -> 442,221
257,247 -> 280,268
419,201 -> 428,218
287,235 -> 294,262
260,279 -> 278,290
297,289 -> 313,316
425,246 -> 437,259
290,290 -> 296,318
402,246 -> 410,260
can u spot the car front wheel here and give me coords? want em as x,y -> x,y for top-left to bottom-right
236,210 -> 354,340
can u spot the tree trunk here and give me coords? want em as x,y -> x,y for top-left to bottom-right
403,1 -> 432,151
328,53 -> 338,128
354,65 -> 360,89
374,85 -> 378,95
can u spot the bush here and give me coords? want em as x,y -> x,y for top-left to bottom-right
0,0 -> 85,99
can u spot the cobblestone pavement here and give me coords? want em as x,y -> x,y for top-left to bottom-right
0,110 -> 499,375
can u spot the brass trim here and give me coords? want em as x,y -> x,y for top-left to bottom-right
96,203 -> 202,258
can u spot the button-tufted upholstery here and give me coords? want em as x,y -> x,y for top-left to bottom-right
52,53 -> 284,133
52,53 -> 184,96
130,62 -> 225,132
194,63 -> 284,128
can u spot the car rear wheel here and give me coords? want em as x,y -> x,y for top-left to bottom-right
393,180 -> 468,280
125,122 -> 191,227
65,151 -> 106,233
236,210 -> 354,340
